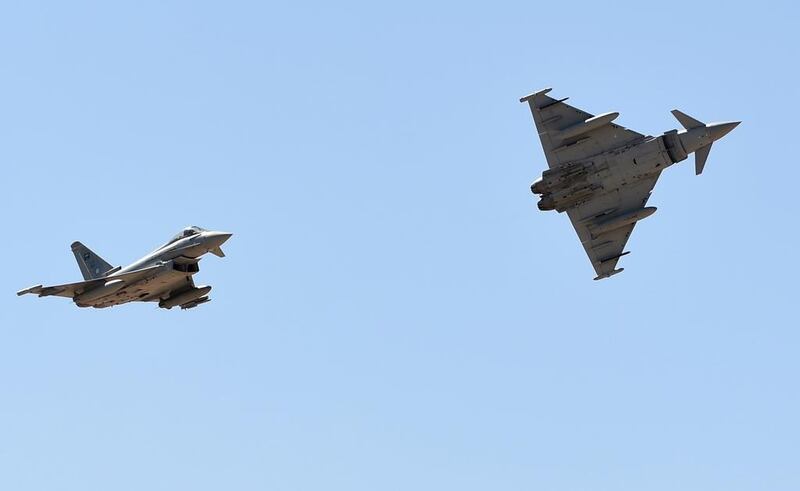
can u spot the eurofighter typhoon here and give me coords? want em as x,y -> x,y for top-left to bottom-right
17,226 -> 232,309
521,88 -> 739,280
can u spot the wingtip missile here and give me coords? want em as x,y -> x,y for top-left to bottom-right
17,285 -> 43,296
519,88 -> 552,103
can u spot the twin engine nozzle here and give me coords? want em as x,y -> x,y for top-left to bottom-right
531,177 -> 546,195
530,160 -> 600,211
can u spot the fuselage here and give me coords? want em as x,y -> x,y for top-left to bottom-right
76,228 -> 231,308
531,122 -> 735,213
119,233 -> 215,273
532,135 -> 670,212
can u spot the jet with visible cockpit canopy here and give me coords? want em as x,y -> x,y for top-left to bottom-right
17,226 -> 232,310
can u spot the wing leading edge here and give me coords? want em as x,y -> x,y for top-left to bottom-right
520,88 -> 647,169
521,89 -> 660,279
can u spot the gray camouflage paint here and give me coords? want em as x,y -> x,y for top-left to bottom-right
17,226 -> 232,309
521,88 -> 738,279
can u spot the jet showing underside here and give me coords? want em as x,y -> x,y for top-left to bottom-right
17,226 -> 232,309
520,88 -> 739,280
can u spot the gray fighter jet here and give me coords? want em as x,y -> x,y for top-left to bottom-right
17,226 -> 232,309
521,88 -> 739,280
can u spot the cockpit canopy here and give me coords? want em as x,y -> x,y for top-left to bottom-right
165,226 -> 206,246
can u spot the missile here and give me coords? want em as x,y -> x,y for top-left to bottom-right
558,112 -> 619,141
180,296 -> 211,310
74,279 -> 126,304
17,284 -> 43,296
159,285 -> 212,309
591,206 -> 657,237
519,87 -> 552,103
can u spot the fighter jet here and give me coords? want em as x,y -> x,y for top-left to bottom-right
17,226 -> 232,309
520,88 -> 739,280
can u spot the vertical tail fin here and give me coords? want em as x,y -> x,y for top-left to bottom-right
71,241 -> 114,280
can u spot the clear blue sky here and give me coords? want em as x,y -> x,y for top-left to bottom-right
1,1 -> 798,490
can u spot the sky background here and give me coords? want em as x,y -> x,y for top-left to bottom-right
1,1 -> 798,490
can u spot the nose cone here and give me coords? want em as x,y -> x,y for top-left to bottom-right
708,121 -> 740,142
206,231 -> 233,248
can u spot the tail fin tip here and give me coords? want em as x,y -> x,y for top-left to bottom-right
71,241 -> 114,280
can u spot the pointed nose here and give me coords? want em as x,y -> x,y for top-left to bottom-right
207,231 -> 232,247
708,121 -> 740,141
